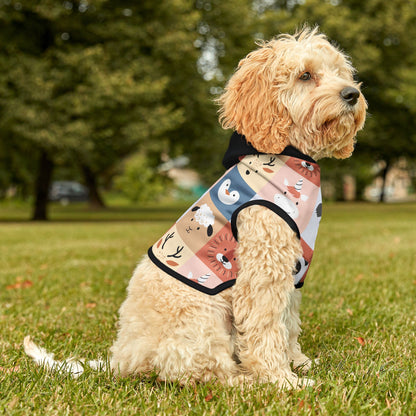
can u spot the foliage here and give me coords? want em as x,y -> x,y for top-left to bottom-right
321,154 -> 375,201
0,0 -> 190,164
0,0 -> 256,212
0,0 -> 199,216
114,153 -> 172,203
0,202 -> 416,414
1,0 -> 416,208
255,0 -> 416,198
168,0 -> 255,183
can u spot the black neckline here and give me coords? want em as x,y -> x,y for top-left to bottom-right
222,132 -> 317,169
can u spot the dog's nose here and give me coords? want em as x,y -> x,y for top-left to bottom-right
340,87 -> 360,106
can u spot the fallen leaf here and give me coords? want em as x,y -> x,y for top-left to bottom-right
6,283 -> 18,290
346,308 -> 353,316
355,337 -> 365,346
297,399 -> 305,410
85,303 -> 96,309
354,274 -> 364,281
308,312 -> 314,317
6,280 -> 33,290
204,390 -> 213,402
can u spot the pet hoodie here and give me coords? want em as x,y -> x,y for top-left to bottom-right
148,132 -> 322,295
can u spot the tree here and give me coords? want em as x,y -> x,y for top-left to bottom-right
0,1 -> 194,219
0,0 -> 260,218
114,153 -> 171,203
154,0 -> 255,183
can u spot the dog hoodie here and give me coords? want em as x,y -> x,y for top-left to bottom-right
148,132 -> 322,295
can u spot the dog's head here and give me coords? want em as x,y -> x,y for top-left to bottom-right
218,27 -> 367,160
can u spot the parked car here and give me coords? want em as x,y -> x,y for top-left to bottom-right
49,181 -> 89,205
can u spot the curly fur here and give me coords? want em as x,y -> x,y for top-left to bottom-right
25,27 -> 366,389
218,27 -> 366,159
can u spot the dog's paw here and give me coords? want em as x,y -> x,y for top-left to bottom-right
293,356 -> 319,373
299,377 -> 315,388
279,374 -> 315,390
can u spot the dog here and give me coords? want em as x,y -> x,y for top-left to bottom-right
25,27 -> 366,388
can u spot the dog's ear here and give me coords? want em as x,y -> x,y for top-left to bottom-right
218,43 -> 292,154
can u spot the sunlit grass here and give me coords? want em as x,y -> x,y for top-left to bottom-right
0,202 -> 415,415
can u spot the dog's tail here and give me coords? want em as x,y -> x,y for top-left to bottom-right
23,336 -> 106,378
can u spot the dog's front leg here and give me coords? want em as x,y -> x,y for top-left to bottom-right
286,289 -> 316,372
232,205 -> 312,388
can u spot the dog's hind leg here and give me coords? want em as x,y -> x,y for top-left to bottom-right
232,205 -> 313,388
110,258 -> 240,384
152,298 -> 241,385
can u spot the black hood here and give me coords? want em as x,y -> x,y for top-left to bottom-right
222,132 -> 317,169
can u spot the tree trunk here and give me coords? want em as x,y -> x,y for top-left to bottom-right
32,150 -> 54,221
379,160 -> 390,203
81,164 -> 106,209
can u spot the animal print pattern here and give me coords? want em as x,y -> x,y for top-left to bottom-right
148,152 -> 322,294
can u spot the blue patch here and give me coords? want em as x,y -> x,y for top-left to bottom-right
210,167 -> 256,220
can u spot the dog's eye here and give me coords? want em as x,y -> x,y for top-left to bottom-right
299,72 -> 312,81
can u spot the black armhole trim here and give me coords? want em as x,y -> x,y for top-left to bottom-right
148,247 -> 236,296
230,200 -> 300,241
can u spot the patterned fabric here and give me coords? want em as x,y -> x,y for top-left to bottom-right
148,151 -> 322,296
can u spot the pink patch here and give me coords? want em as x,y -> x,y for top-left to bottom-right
196,224 -> 238,283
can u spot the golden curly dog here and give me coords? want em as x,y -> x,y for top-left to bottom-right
25,27 -> 366,388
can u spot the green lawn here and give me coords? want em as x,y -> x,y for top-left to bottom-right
0,202 -> 415,415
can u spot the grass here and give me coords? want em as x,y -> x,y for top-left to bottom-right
0,201 -> 415,415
